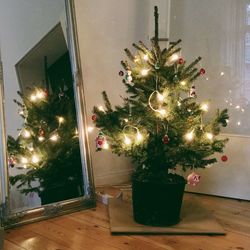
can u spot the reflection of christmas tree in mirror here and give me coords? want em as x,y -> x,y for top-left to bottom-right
7,84 -> 84,205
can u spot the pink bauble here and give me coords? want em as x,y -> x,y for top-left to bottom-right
187,172 -> 201,186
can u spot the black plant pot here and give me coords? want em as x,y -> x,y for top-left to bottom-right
132,178 -> 186,226
40,184 -> 83,205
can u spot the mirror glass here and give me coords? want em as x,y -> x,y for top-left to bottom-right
0,0 -> 86,214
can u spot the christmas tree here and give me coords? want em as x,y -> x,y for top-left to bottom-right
7,83 -> 84,204
93,6 -> 229,185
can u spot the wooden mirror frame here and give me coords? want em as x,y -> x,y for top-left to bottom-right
0,0 -> 95,229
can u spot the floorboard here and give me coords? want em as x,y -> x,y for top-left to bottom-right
3,193 -> 250,250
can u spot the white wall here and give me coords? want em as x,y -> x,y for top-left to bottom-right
74,0 -> 170,185
0,0 -> 65,210
170,0 -> 250,200
0,0 -> 65,137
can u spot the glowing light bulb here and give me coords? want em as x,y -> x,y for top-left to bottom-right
157,92 -> 164,102
103,141 -> 109,149
58,116 -> 64,123
141,68 -> 149,76
169,53 -> 179,62
21,157 -> 28,164
136,132 -> 143,142
36,91 -> 45,99
143,54 -> 149,61
28,147 -> 34,152
180,81 -> 186,86
30,94 -> 37,102
134,57 -> 140,63
124,118 -> 129,123
237,121 -> 241,126
229,103 -> 233,106
205,132 -> 214,140
23,130 -> 31,138
87,126 -> 94,133
235,105 -> 240,109
158,109 -> 166,116
241,108 -> 245,113
124,135 -> 131,145
220,72 -> 225,76
50,134 -> 59,141
206,77 -> 209,81
23,165 -> 27,169
98,106 -> 105,112
32,155 -> 39,164
200,103 -> 209,112
38,136 -> 45,142
184,130 -> 194,142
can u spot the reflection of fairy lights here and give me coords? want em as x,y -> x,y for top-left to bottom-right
220,72 -> 224,76
237,121 -> 241,126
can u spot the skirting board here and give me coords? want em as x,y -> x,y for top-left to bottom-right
108,198 -> 225,235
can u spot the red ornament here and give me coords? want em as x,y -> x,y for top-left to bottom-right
162,134 -> 170,144
44,89 -> 49,97
221,155 -> 228,162
119,71 -> 124,76
178,58 -> 184,64
95,132 -> 106,151
97,140 -> 104,146
8,156 -> 16,168
200,68 -> 206,75
38,128 -> 45,136
91,114 -> 97,121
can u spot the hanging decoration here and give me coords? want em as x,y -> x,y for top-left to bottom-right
187,172 -> 201,186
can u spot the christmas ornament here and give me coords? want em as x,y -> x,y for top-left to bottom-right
58,90 -> 65,99
44,89 -> 49,97
178,58 -> 184,64
8,156 -> 16,168
91,114 -> 97,121
221,155 -> 228,162
119,71 -> 124,76
173,75 -> 179,83
95,131 -> 106,151
38,128 -> 45,136
187,172 -> 201,186
162,134 -> 170,144
125,70 -> 133,83
155,62 -> 160,70
189,85 -> 196,98
199,68 -> 206,75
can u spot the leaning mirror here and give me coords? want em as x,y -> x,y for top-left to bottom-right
0,0 -> 95,228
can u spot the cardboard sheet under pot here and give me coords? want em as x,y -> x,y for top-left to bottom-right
132,178 -> 186,226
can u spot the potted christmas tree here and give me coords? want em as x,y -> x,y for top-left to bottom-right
92,6 -> 229,226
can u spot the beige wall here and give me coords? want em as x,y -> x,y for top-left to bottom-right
74,0 -> 170,185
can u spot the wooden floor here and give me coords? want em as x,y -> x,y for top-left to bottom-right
3,193 -> 250,250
